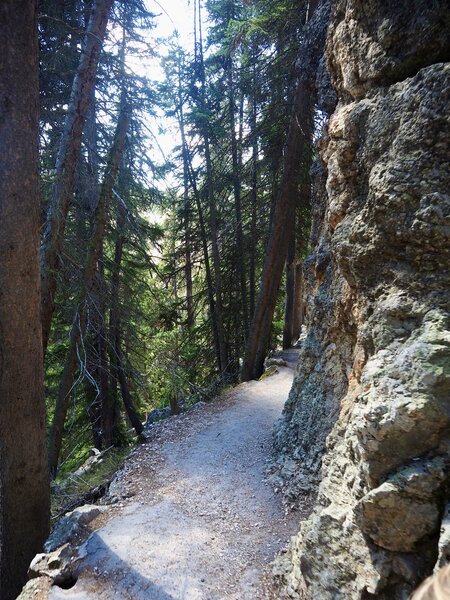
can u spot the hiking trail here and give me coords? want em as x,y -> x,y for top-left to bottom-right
49,352 -> 300,600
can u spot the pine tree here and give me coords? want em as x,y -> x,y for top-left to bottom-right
0,1 -> 50,595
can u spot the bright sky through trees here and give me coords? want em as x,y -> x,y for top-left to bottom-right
149,0 -> 194,48
125,1 -> 203,183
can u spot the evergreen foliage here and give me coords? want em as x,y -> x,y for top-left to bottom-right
36,0 -> 315,477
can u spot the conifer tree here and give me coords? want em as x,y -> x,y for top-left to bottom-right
0,1 -> 50,595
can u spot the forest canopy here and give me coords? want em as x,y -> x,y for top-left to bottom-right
37,0 -> 317,478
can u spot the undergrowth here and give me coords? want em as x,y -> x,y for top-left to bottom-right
51,446 -> 131,521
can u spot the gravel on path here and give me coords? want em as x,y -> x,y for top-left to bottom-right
49,364 -> 299,600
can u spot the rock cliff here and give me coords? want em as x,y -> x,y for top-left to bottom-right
273,1 -> 450,597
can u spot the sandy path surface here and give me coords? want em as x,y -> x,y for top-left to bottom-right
50,363 -> 298,600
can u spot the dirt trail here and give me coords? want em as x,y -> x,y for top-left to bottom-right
50,360 -> 299,600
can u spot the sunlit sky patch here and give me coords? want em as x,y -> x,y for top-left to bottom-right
123,1 -> 203,189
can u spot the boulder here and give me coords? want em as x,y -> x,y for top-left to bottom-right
356,458 -> 447,552
44,504 -> 105,552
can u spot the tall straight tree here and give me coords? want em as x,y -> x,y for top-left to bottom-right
168,46 -> 222,371
0,1 -> 50,597
194,0 -> 229,378
40,0 -> 114,354
109,198 -> 145,439
227,55 -> 249,337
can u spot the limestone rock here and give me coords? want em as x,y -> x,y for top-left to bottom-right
265,357 -> 287,369
327,0 -> 450,100
16,576 -> 52,600
44,504 -> 104,552
28,543 -> 75,581
356,458 -> 447,552
273,1 -> 450,598
273,161 -> 357,501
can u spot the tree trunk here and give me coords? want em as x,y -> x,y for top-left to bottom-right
48,107 -> 129,477
197,1 -> 229,378
227,58 -> 249,337
85,261 -> 112,451
249,56 -> 259,318
85,350 -> 103,450
0,2 -> 50,596
204,136 -> 229,378
240,0 -> 323,381
178,63 -> 195,329
292,260 -> 304,342
115,330 -> 144,436
283,228 -> 297,349
184,195 -> 195,328
40,0 -> 114,354
100,294 -> 117,448
241,75 -> 315,381
176,37 -> 225,376
83,88 -> 109,449
109,201 -> 144,436
185,145 -> 223,374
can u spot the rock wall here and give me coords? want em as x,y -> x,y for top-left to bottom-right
273,1 -> 450,597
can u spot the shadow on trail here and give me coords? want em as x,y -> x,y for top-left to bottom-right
52,532 -> 178,600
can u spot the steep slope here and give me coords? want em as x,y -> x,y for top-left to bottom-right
273,1 -> 450,598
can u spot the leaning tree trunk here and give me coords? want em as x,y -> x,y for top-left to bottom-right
40,0 -> 114,355
241,68 -> 315,381
241,0 -> 323,381
0,2 -> 50,596
48,107 -> 129,477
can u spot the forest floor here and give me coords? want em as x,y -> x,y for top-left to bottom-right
48,351 -> 300,600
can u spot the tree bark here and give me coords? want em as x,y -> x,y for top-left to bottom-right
197,1 -> 229,378
48,106 -> 129,477
40,0 -> 114,355
0,2 -> 50,596
241,75 -> 315,381
184,143 -> 223,374
182,10 -> 228,376
249,53 -> 259,318
283,228 -> 297,349
292,260 -> 304,342
114,329 -> 144,436
85,350 -> 103,451
83,88 -> 110,450
100,291 -> 118,448
227,58 -> 249,337
109,200 -> 144,436
184,195 -> 195,328
177,59 -> 195,329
